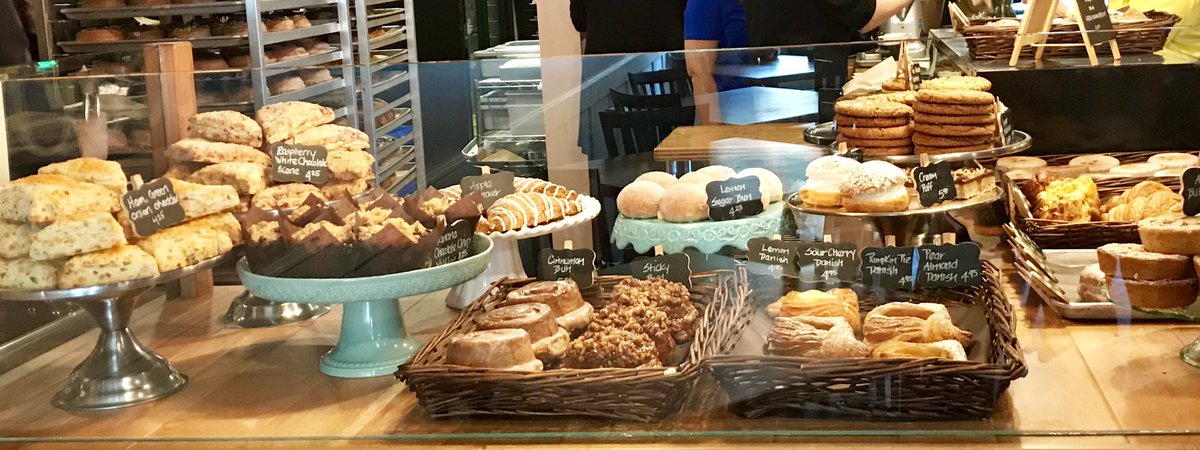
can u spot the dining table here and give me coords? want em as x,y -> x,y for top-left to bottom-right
653,123 -> 827,163
696,86 -> 820,126
712,55 -> 814,87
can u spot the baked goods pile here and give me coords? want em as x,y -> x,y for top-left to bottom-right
444,278 -> 699,372
0,158 -> 239,290
168,102 -> 373,213
615,166 -> 783,222
833,76 -> 1003,157
1078,239 -> 1200,309
796,155 -> 995,213
242,186 -> 482,278
1023,173 -> 1182,224
998,153 -> 1198,181
441,177 -> 586,234
765,289 -> 971,361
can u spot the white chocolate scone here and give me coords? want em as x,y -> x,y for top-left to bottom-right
0,257 -> 60,289
0,221 -> 38,259
168,179 -> 240,220
59,245 -> 159,288
137,222 -> 234,272
320,177 -> 372,199
290,124 -> 369,152
187,162 -> 269,195
251,183 -> 327,210
167,138 -> 270,166
38,158 -> 128,195
0,177 -> 119,224
187,110 -> 263,147
29,212 -> 126,260
326,150 -> 376,181
255,101 -> 336,143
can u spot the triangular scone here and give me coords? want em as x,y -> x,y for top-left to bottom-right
0,176 -> 119,224
255,101 -> 335,143
167,138 -> 270,166
187,110 -> 263,147
60,245 -> 158,289
29,212 -> 126,260
168,178 -> 240,220
38,157 -> 128,195
290,124 -> 368,152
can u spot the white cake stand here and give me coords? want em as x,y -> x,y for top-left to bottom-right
444,195 -> 601,309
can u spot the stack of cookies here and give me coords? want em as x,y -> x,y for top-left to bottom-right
832,99 -> 915,157
912,77 -> 998,155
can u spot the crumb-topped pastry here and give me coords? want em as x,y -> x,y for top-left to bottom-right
357,216 -> 427,242
248,220 -> 281,245
951,167 -> 995,200
291,221 -> 352,243
561,327 -> 661,369
251,183 -> 327,210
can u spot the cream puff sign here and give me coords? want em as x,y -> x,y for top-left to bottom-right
705,176 -> 764,221
913,161 -> 957,207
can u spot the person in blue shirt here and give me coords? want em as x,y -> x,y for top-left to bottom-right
683,0 -> 747,123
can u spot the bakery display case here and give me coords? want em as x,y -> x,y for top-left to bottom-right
4,33 -> 1200,447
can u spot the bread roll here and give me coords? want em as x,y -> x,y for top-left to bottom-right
505,279 -> 592,332
445,329 -> 543,371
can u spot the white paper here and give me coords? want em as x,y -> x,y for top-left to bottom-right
842,57 -> 897,98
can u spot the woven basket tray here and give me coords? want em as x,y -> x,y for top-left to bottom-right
707,262 -> 1027,420
398,270 -> 750,422
1005,166 -> 1182,249
963,11 -> 1179,60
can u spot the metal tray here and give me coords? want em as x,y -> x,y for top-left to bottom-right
59,36 -> 248,53
805,121 -> 1033,166
61,1 -> 245,19
787,186 -> 1001,218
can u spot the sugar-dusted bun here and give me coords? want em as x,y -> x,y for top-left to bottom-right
1149,153 -> 1199,170
800,156 -> 861,208
635,171 -> 678,189
1106,277 -> 1198,309
445,328 -> 543,371
696,165 -> 736,181
1069,155 -> 1120,174
840,160 -> 909,212
737,167 -> 783,203
617,180 -> 665,219
1097,243 -> 1192,281
678,171 -> 715,186
659,182 -> 709,222
1078,263 -> 1106,302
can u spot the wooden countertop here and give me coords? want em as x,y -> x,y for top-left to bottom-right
653,123 -> 826,162
3,262 -> 1200,449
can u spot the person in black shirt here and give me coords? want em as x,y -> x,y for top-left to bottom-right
570,0 -> 687,54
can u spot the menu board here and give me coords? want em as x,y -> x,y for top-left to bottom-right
1078,0 -> 1117,44
859,246 -> 917,290
631,253 -> 693,289
706,176 -> 764,221
270,143 -> 329,184
121,177 -> 185,237
537,247 -> 597,288
794,242 -> 859,282
915,242 -> 984,288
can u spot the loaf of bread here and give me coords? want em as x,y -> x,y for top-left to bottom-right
136,221 -> 234,272
1138,214 -> 1200,256
1106,277 -> 1198,309
29,212 -> 126,260
167,138 -> 270,166
38,157 -> 127,195
187,162 -> 269,195
290,124 -> 369,152
0,221 -> 38,259
187,111 -> 263,147
0,257 -> 60,289
59,245 -> 159,288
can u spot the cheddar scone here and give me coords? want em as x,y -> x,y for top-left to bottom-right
38,157 -> 128,195
187,162 -> 269,195
0,257 -> 60,289
137,222 -> 234,272
0,177 -> 119,224
59,245 -> 159,288
29,212 -> 126,260
0,221 -> 38,259
167,138 -> 270,166
167,178 -> 240,220
326,150 -> 375,181
290,124 -> 369,152
189,213 -> 243,246
187,110 -> 263,147
256,101 -> 336,143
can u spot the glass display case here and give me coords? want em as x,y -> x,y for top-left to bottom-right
1,27 -> 1200,447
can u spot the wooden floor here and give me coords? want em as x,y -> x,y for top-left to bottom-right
3,262 -> 1200,449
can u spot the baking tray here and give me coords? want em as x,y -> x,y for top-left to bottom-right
59,36 -> 248,53
804,121 -> 1032,166
61,1 -> 245,19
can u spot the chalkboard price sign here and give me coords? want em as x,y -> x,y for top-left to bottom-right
431,219 -> 475,266
706,176 -> 764,221
913,161 -> 957,207
747,237 -> 799,276
1183,168 -> 1200,216
859,246 -> 917,290
915,243 -> 984,288
121,177 -> 186,237
998,103 -> 1015,145
794,242 -> 859,282
632,253 -> 693,289
270,143 -> 329,184
537,247 -> 597,288
1078,0 -> 1117,44
461,171 -> 516,209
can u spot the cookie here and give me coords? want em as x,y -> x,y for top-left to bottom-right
916,89 -> 995,105
912,133 -> 993,147
834,99 -> 912,118
914,112 -> 995,125
882,78 -> 910,92
914,122 -> 997,137
913,102 -> 996,116
837,124 -> 913,140
919,76 -> 992,92
861,146 -> 913,157
861,90 -> 917,105
835,114 -> 910,128
915,144 -> 993,155
837,136 -> 913,148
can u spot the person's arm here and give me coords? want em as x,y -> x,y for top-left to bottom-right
859,0 -> 915,32
570,0 -> 587,51
684,40 -> 721,124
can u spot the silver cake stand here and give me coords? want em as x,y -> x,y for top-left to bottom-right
0,255 -> 224,410
804,122 -> 1033,165
787,187 -> 1003,247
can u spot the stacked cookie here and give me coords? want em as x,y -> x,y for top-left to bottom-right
833,99 -> 915,157
912,77 -> 998,155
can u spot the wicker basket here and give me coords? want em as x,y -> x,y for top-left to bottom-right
398,270 -> 750,422
707,262 -> 1027,420
1004,167 -> 1182,249
963,11 -> 1179,60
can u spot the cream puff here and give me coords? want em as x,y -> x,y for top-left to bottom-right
840,160 -> 909,213
617,180 -> 665,219
737,168 -> 783,203
798,155 -> 861,207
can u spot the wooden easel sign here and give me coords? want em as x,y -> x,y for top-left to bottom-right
1009,0 -> 1120,67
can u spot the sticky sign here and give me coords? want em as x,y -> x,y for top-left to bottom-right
631,253 -> 692,289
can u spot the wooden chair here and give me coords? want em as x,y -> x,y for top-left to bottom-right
627,67 -> 692,97
599,106 -> 695,158
608,89 -> 683,112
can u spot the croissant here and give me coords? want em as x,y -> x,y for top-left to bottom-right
767,289 -> 861,332
515,177 -> 579,200
482,192 -> 582,233
862,302 -> 972,347
767,316 -> 871,358
871,339 -> 968,361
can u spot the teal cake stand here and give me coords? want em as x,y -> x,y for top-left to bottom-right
237,234 -> 493,378
612,201 -> 786,254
